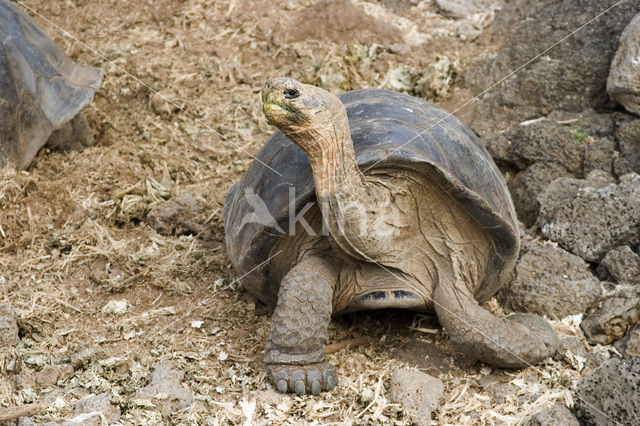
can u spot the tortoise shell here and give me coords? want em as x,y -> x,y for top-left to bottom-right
0,0 -> 102,169
224,89 -> 519,307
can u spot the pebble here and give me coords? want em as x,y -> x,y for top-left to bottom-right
101,300 -> 132,315
0,303 -> 19,347
389,368 -> 444,426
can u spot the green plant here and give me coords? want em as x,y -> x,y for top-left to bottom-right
572,126 -> 589,142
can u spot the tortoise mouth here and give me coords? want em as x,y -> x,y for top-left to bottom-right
262,97 -> 308,128
263,101 -> 296,128
263,101 -> 292,116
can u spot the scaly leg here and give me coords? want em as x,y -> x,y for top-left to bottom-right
433,282 -> 559,368
265,255 -> 338,395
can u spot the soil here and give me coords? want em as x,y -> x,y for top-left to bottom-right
1,0 -> 592,424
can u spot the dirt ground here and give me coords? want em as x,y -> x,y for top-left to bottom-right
1,1 -> 593,424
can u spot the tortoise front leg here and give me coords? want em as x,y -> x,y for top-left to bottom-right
265,255 -> 338,395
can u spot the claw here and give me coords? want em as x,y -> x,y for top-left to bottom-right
322,368 -> 337,391
290,370 -> 305,385
307,369 -> 323,396
310,379 -> 321,395
267,362 -> 338,395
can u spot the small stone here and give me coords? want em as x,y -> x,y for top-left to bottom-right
597,245 -> 640,283
146,193 -> 201,237
501,237 -> 601,318
75,392 -> 120,423
35,365 -> 61,389
556,336 -> 588,360
607,14 -> 640,115
101,300 -> 132,315
0,304 -> 19,347
581,285 -> 640,345
575,357 -> 640,426
389,368 -> 443,425
137,360 -> 193,409
524,405 -> 579,426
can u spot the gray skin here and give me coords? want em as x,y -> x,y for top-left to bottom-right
223,78 -> 559,395
0,0 -> 102,169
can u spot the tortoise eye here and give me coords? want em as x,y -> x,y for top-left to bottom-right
284,89 -> 300,99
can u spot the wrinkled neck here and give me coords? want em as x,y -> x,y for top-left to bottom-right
285,117 -> 374,260
286,114 -> 363,198
311,123 -> 362,197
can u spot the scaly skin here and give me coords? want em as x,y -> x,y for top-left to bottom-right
265,255 -> 338,395
433,284 -> 559,368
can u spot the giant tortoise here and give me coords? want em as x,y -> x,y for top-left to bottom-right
223,78 -> 559,395
0,0 -> 102,170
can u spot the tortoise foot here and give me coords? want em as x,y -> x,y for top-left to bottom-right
266,362 -> 337,395
506,312 -> 559,358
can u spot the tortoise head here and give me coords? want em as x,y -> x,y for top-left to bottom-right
262,78 -> 348,153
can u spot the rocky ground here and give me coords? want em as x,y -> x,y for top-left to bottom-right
1,0 -> 640,425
